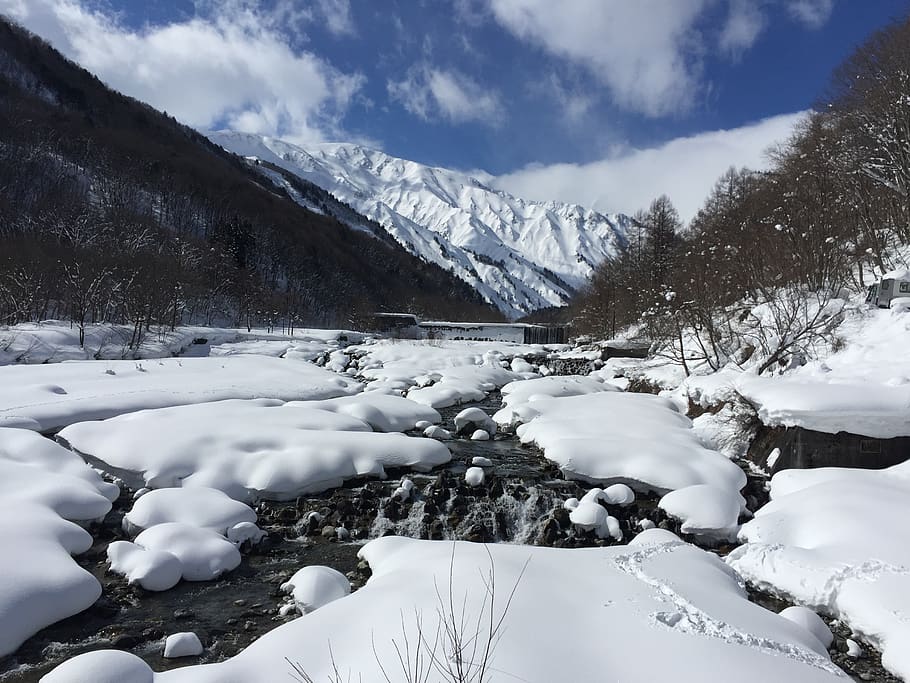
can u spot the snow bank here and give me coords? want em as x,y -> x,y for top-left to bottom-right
0,356 -> 360,432
58,399 -> 451,501
47,535 -> 846,682
0,321 -> 363,366
515,392 -> 747,495
728,460 -> 910,679
0,429 -> 117,656
737,375 -> 910,438
716,305 -> 910,438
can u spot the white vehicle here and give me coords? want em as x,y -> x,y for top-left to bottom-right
866,269 -> 910,308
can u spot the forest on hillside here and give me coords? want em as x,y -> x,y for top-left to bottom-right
574,15 -> 910,375
0,17 -> 496,346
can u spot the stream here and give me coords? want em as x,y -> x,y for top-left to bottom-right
0,393 -> 896,682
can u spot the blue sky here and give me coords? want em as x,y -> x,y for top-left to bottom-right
3,0 -> 908,219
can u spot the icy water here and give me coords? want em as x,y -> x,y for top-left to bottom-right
0,393 -> 896,682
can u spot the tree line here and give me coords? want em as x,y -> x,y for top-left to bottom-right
573,14 -> 910,375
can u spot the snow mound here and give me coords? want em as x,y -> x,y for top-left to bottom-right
163,632 -> 204,658
122,487 -> 258,536
658,484 -> 745,539
57,399 -> 451,501
515,392 -> 746,495
107,541 -> 183,592
728,460 -> 910,679
494,375 -> 616,428
454,407 -> 496,436
779,607 -> 833,654
464,467 -> 485,487
57,536 -> 847,681
280,566 -> 351,614
131,523 -> 241,582
301,393 -> 440,432
0,356 -> 360,432
41,649 -> 154,683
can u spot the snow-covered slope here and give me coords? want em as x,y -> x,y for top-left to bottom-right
208,132 -> 631,318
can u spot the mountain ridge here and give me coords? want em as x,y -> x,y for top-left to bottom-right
209,132 -> 632,318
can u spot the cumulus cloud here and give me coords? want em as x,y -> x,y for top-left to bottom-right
787,0 -> 835,29
486,0 -> 710,117
0,0 -> 363,144
388,64 -> 504,125
493,111 -> 806,223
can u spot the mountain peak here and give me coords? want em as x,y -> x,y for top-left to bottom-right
209,132 -> 630,318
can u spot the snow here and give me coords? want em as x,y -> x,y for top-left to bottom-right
454,406 -> 496,435
658,484 -> 746,539
470,429 -> 490,440
57,399 -> 451,501
736,375 -> 910,438
779,607 -> 833,653
208,133 -> 631,317
0,356 -> 360,433
107,541 -> 183,591
423,425 -> 452,440
514,392 -> 747,495
494,374 -> 616,428
846,639 -> 863,658
280,566 -> 351,614
0,428 -> 117,656
301,393 -> 440,432
41,650 -> 154,683
352,339 -> 522,407
464,466 -> 485,487
122,487 -> 258,536
51,535 -> 846,682
727,460 -> 910,679
163,632 -> 204,658
131,522 -> 241,582
603,483 -> 635,506
472,456 -> 493,467
691,305 -> 910,439
0,321 -> 363,366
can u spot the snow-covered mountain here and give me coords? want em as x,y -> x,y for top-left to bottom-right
208,132 -> 631,318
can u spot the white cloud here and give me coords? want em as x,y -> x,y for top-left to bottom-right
0,0 -> 363,145
314,0 -> 356,37
719,0 -> 767,57
388,65 -> 504,125
787,0 -> 835,29
486,0 -> 710,117
493,111 -> 806,224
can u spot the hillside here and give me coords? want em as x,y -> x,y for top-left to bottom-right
208,133 -> 632,318
0,17 -> 498,332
